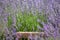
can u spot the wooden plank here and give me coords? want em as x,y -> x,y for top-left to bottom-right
16,32 -> 40,39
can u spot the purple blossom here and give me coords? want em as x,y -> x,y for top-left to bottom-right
43,22 -> 57,37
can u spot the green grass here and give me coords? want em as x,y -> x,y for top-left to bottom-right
5,4 -> 47,32
7,11 -> 47,32
16,12 -> 39,32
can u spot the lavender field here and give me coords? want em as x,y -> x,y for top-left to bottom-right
0,0 -> 60,40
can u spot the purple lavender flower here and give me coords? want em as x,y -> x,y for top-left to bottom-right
43,22 -> 57,37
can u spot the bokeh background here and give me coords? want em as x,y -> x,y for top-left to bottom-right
0,0 -> 60,40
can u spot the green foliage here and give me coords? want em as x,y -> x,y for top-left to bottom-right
37,12 -> 47,23
16,12 -> 39,32
0,33 -> 5,40
7,11 -> 47,32
7,15 -> 12,27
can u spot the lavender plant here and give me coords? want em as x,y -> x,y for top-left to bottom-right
0,0 -> 60,40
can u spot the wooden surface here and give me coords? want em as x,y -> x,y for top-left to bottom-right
16,32 -> 40,34
16,32 -> 40,39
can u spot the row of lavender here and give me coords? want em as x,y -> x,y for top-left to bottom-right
0,0 -> 60,40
